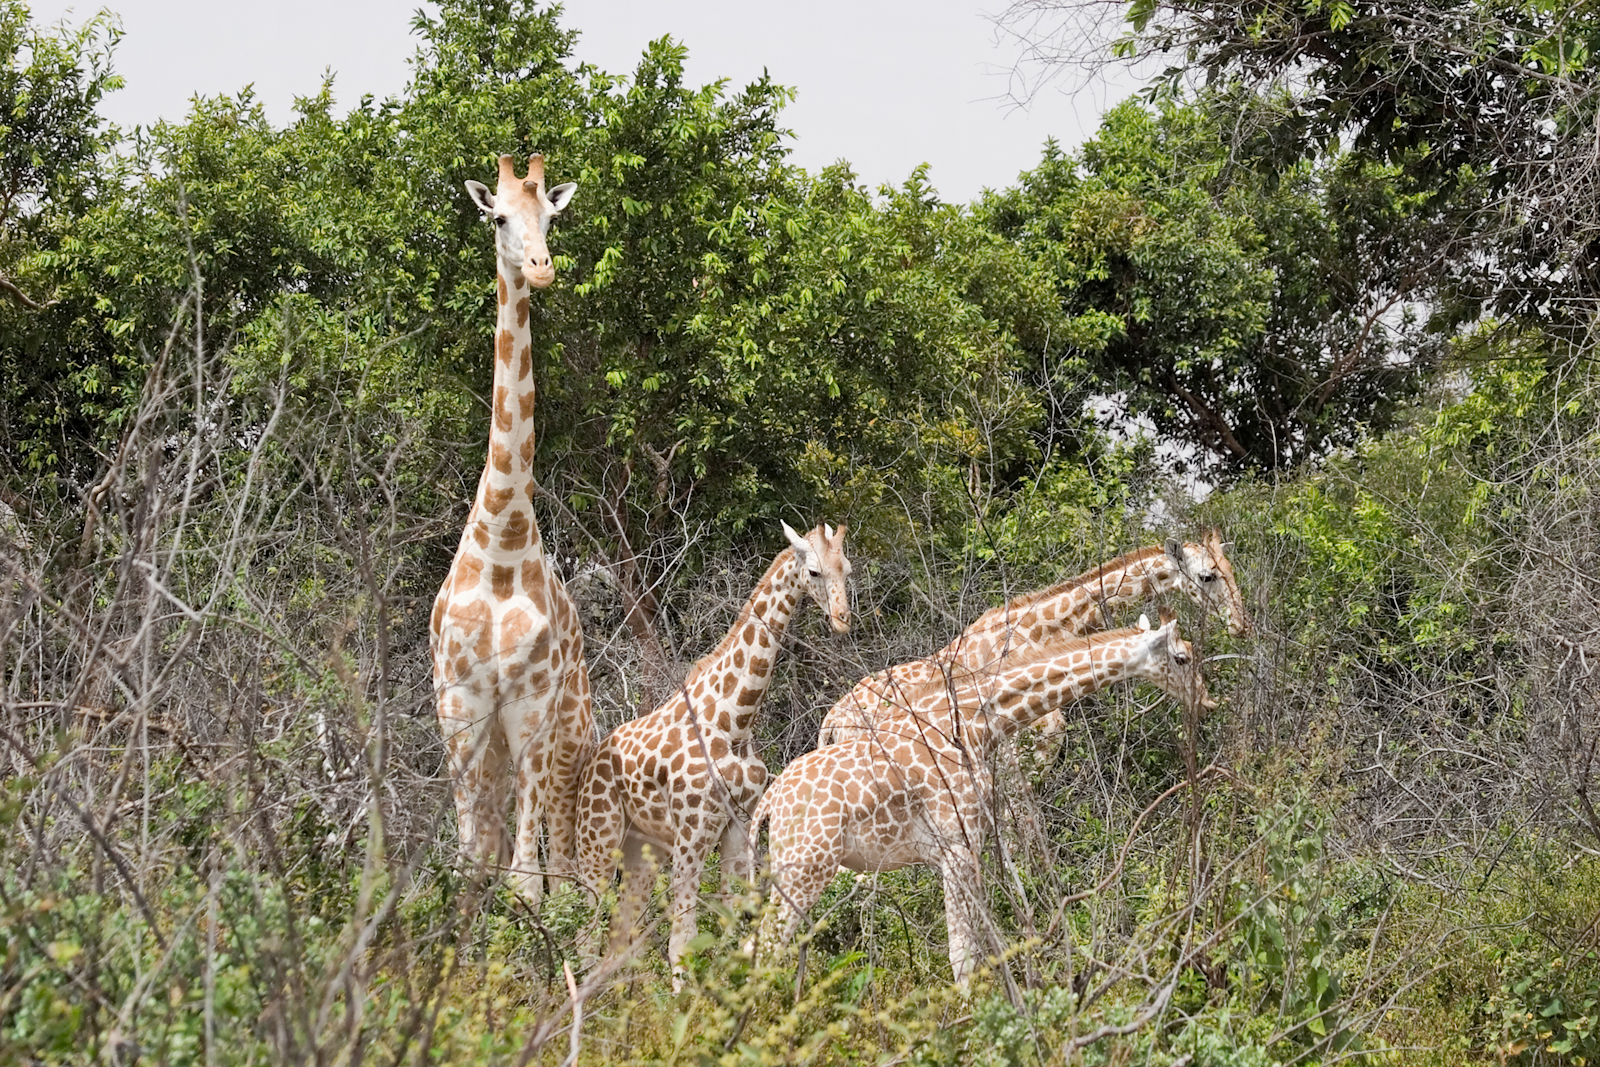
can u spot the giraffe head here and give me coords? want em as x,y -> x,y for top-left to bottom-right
781,520 -> 852,634
1130,608 -> 1217,711
464,154 -> 577,289
1165,529 -> 1252,637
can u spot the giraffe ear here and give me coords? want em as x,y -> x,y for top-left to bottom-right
782,520 -> 811,560
1136,613 -> 1152,631
1148,616 -> 1176,652
465,180 -> 495,218
547,182 -> 577,214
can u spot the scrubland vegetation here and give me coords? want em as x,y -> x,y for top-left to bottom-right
5,0 -> 1600,1062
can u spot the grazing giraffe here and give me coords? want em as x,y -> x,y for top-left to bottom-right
574,522 -> 851,991
752,611 -> 1213,989
430,154 -> 588,903
818,531 -> 1248,746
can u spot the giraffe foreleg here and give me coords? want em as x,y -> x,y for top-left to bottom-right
938,844 -> 987,992
574,749 -> 629,963
437,689 -> 510,875
606,831 -> 656,962
506,719 -> 559,907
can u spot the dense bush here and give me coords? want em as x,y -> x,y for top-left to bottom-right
6,0 -> 1600,1064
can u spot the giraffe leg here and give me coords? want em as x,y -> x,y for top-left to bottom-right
503,693 -> 565,906
939,845 -> 987,992
574,757 -> 629,967
666,843 -> 710,993
509,735 -> 553,907
756,837 -> 839,966
606,832 -> 655,961
718,815 -> 755,899
543,653 -> 595,892
437,688 -> 510,875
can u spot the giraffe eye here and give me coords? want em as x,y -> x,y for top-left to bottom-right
809,567 -> 822,578
1174,652 -> 1189,665
494,214 -> 508,228
1200,573 -> 1217,583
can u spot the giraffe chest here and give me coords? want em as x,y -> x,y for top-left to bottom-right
430,550 -> 578,695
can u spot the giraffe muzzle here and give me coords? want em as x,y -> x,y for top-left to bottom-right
523,257 -> 556,289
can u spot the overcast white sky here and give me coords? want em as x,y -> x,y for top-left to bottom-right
27,0 -> 1142,204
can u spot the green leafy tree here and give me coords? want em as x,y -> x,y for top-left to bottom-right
1004,0 -> 1600,328
3,0 -> 1076,627
979,96 -> 1443,476
0,2 -> 121,476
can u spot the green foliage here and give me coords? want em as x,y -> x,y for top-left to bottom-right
2,0 -> 1077,590
1490,951 -> 1600,1064
979,94 -> 1442,477
1227,801 -> 1354,1054
0,1 -> 123,474
1106,0 -> 1600,328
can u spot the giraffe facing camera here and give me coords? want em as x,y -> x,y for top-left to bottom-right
431,154 -> 593,906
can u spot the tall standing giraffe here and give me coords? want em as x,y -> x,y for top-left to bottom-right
431,153 -> 588,904
818,532 -> 1248,746
752,611 -> 1212,989
574,521 -> 851,991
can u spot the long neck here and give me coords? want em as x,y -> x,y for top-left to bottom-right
955,632 -> 1147,756
953,550 -> 1181,662
1061,551 -> 1181,619
684,548 -> 805,738
467,266 -> 541,558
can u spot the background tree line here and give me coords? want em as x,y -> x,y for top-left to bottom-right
2,0 -> 1599,1062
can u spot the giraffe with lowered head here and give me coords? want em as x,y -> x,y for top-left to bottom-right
575,521 -> 851,991
752,610 -> 1213,989
431,153 -> 587,903
818,531 -> 1248,746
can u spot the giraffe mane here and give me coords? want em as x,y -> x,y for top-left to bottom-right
680,545 -> 799,689
990,544 -> 1170,618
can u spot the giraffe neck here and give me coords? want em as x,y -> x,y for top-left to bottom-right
954,629 -> 1148,756
684,548 -> 804,738
966,549 -> 1181,652
466,264 -> 542,560
1051,551 -> 1180,620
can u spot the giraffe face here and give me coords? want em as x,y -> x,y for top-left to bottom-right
1132,611 -> 1216,710
783,520 -> 853,633
465,154 -> 577,289
1167,531 -> 1252,637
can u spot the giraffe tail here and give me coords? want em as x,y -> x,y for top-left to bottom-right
747,791 -> 773,886
738,792 -> 775,962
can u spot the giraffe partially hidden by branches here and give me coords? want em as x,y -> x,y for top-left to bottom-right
818,531 -> 1249,748
574,522 -> 851,992
430,154 -> 590,904
752,610 -> 1214,990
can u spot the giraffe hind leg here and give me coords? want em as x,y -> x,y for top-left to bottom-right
666,842 -> 712,993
